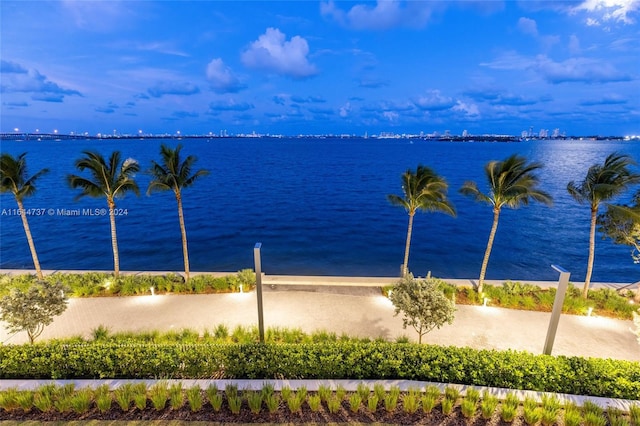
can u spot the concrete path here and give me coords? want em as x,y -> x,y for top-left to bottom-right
0,277 -> 637,362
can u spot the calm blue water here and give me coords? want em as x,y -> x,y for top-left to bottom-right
1,137 -> 638,282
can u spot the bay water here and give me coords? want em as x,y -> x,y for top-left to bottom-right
1,137 -> 638,283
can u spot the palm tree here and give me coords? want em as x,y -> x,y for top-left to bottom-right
68,151 -> 139,278
0,153 -> 49,280
147,144 -> 209,281
387,165 -> 456,277
460,154 -> 552,294
567,152 -> 640,298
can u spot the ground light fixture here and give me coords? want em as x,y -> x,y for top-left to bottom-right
543,264 -> 570,355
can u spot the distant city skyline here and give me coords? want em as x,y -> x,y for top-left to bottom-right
1,1 -> 639,137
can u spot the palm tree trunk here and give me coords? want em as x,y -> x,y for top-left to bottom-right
583,208 -> 597,298
176,192 -> 190,281
478,207 -> 501,294
108,199 -> 120,278
402,213 -> 415,277
17,199 -> 43,280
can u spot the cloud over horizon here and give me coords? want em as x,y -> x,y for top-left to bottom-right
241,28 -> 318,79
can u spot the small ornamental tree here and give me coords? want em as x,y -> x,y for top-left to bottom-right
389,275 -> 456,343
0,280 -> 68,343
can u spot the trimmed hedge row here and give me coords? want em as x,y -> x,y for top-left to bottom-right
1,342 -> 638,400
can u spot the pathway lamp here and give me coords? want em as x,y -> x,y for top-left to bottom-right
543,264 -> 570,355
254,242 -> 265,343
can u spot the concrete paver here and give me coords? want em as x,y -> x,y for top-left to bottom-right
0,274 -> 637,361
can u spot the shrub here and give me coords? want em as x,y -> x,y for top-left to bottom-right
465,386 -> 480,404
246,391 -> 262,414
186,386 -> 202,412
444,386 -> 460,402
307,394 -> 321,412
265,393 -> 279,413
373,383 -> 386,402
227,395 -> 242,414
1,341 -> 637,400
114,384 -> 133,411
584,411 -> 607,426
368,394 -> 379,412
207,387 -> 222,412
168,383 -> 183,410
318,384 -> 331,402
480,392 -> 498,419
630,405 -> 640,426
356,382 -> 370,401
349,393 -> 361,413
501,403 -> 517,422
14,391 -> 34,413
149,382 -> 169,410
421,394 -> 436,413
327,396 -> 341,414
441,397 -> 454,415
461,398 -> 477,418
524,406 -> 542,425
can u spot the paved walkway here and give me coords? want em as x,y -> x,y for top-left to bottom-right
0,271 -> 637,362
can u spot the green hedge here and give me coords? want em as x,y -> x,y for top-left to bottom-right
0,342 -> 637,399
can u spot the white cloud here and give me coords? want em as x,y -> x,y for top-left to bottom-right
241,28 -> 317,79
339,102 -> 352,118
533,55 -> 632,83
62,0 -> 134,31
518,17 -> 539,36
206,58 -> 245,93
453,101 -> 480,117
572,0 -> 639,25
321,0 -> 437,30
413,90 -> 456,111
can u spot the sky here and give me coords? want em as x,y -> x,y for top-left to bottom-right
1,0 -> 639,137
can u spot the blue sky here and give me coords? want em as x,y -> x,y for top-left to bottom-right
1,0 -> 639,136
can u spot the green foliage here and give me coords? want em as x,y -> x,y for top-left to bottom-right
441,396 -> 454,414
373,383 -> 386,402
186,386 -> 202,412
168,383 -> 183,410
584,411 -> 607,426
149,381 -> 169,410
384,392 -> 398,412
368,394 -> 379,412
327,396 -> 341,413
246,390 -> 262,414
307,394 -> 321,412
481,392 -> 499,419
95,390 -> 112,413
356,382 -> 370,401
0,280 -> 69,343
0,271 -> 256,299
461,397 -> 477,418
114,383 -> 134,411
465,386 -> 480,404
630,404 -> 640,426
501,403 -> 517,422
1,342 -> 638,400
564,406 -> 583,426
206,385 -> 222,412
444,386 -> 460,402
227,395 -> 242,414
524,405 -> 542,425
389,274 -> 456,343
421,394 -> 436,413
264,393 -> 279,413
318,384 -> 331,402
403,393 -> 419,414
349,393 -> 362,412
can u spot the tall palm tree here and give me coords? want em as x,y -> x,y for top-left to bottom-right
147,144 -> 209,281
387,165 -> 456,277
567,152 -> 640,298
0,153 -> 49,280
68,151 -> 139,278
460,154 -> 552,294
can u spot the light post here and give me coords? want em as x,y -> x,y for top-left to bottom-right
254,243 -> 265,343
543,264 -> 571,355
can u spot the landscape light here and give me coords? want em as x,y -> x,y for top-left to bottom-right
587,307 -> 593,317
150,286 -> 155,296
543,265 -> 570,355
